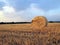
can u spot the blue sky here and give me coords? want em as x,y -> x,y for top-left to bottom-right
0,0 -> 60,22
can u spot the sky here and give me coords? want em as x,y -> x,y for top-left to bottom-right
0,0 -> 60,22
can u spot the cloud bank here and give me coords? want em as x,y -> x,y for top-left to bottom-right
0,0 -> 60,22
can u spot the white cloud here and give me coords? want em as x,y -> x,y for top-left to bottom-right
0,3 -> 60,22
3,6 -> 15,13
18,3 -> 60,21
0,3 -> 46,22
0,11 -> 4,21
17,3 -> 46,22
0,0 -> 9,5
46,8 -> 60,21
0,5 -> 24,22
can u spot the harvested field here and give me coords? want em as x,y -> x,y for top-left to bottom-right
0,16 -> 60,45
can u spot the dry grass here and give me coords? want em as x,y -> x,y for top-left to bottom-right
0,23 -> 60,31
0,16 -> 60,45
0,24 -> 31,31
0,23 -> 60,45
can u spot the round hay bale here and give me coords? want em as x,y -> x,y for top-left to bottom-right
31,16 -> 48,29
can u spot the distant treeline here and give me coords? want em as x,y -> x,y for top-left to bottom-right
49,21 -> 60,23
0,21 -> 60,24
0,22 -> 31,24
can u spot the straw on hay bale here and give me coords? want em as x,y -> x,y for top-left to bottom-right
32,16 -> 48,29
